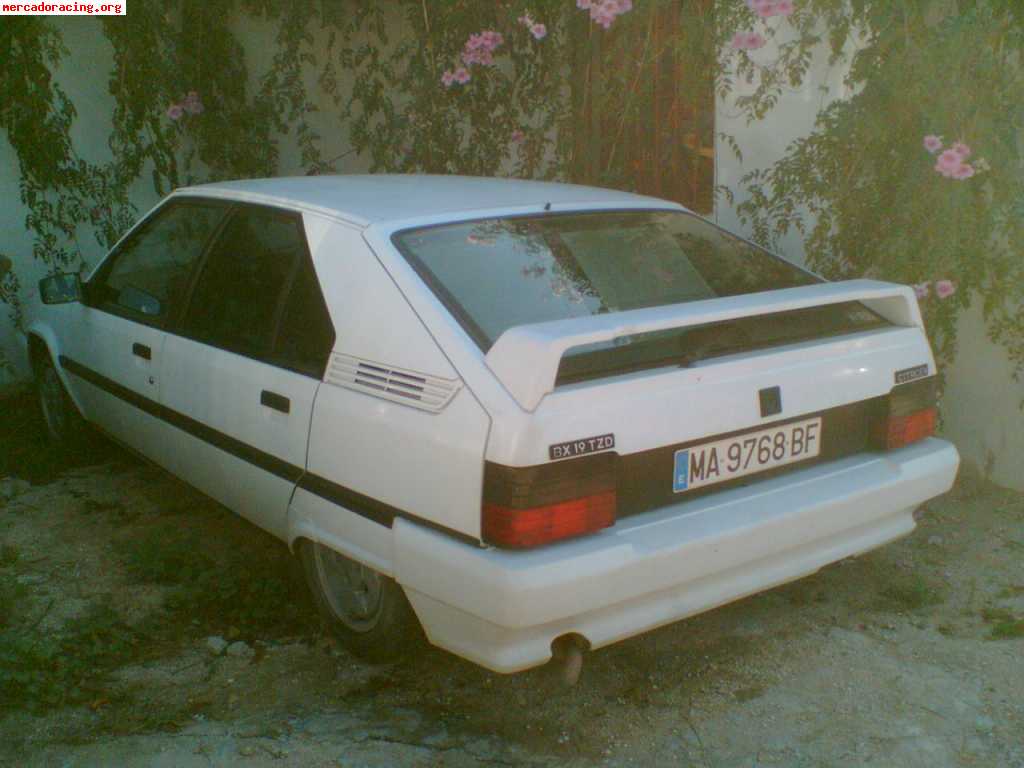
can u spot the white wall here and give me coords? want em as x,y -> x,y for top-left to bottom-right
941,301 -> 1024,489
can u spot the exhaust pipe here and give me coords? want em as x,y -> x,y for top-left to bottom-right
550,635 -> 587,686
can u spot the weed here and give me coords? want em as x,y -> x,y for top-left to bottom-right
0,601 -> 141,712
0,543 -> 18,567
733,684 -> 766,703
0,572 -> 28,628
996,584 -> 1024,599
875,574 -> 945,613
117,521 -> 315,639
980,607 -> 1016,624
989,620 -> 1024,640
115,525 -> 214,585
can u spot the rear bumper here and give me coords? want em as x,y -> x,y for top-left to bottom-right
394,438 -> 959,673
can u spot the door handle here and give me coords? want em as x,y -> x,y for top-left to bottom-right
132,343 -> 151,360
260,390 -> 290,414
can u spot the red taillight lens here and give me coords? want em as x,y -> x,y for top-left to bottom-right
871,376 -> 938,450
483,491 -> 616,549
873,407 -> 937,450
482,453 -> 617,549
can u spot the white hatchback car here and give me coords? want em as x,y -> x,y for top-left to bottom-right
26,175 -> 959,674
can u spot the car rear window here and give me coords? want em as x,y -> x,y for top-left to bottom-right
393,210 -> 886,379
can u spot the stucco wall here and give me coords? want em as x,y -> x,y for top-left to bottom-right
941,301 -> 1024,489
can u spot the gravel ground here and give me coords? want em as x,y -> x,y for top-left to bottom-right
1,395 -> 1022,767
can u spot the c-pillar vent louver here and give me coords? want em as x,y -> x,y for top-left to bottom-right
326,353 -> 462,413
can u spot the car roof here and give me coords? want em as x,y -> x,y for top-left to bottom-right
173,174 -> 674,228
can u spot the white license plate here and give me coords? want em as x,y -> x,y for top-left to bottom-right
673,417 -> 822,493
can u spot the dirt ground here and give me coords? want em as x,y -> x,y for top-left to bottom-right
1,393 -> 1022,768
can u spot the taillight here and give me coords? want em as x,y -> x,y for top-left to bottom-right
482,453 -> 617,549
871,376 -> 938,450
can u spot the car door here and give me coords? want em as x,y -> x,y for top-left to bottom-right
59,198 -> 229,465
159,204 -> 335,540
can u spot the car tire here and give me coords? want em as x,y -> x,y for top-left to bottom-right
299,540 -> 422,663
34,353 -> 85,445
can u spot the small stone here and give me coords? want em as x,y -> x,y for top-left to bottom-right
927,535 -> 944,546
205,636 -> 228,655
226,640 -> 254,658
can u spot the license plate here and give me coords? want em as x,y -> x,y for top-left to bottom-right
673,417 -> 822,493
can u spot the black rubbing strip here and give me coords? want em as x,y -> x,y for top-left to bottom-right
61,355 -> 303,484
60,355 -> 163,419
296,473 -> 481,546
297,473 -> 397,527
58,354 -> 480,545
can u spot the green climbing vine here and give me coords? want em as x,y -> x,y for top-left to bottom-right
735,1 -> 1024,380
1,0 -> 1022,394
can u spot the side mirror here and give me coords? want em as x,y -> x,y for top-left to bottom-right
39,273 -> 83,305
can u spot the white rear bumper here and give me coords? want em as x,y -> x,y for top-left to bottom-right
394,438 -> 959,673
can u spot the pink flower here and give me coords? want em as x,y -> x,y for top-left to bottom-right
923,134 -> 943,154
913,282 -> 931,300
462,30 -> 503,66
936,149 -> 961,171
510,129 -> 526,144
530,22 -> 547,40
166,103 -> 184,121
462,48 -> 494,66
592,5 -> 616,28
453,67 -> 471,84
951,141 -> 971,159
748,0 -> 792,17
935,280 -> 956,299
441,70 -> 455,87
952,163 -> 975,180
730,31 -> 766,50
583,0 -> 632,28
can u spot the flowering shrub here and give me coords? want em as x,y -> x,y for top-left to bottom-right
576,0 -> 633,29
737,2 -> 1024,381
2,0 -> 1022,392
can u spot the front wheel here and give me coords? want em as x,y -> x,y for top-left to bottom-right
35,353 -> 84,445
299,541 -> 421,662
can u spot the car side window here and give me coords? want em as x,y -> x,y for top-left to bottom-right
182,206 -> 306,361
270,253 -> 336,378
90,200 -> 227,325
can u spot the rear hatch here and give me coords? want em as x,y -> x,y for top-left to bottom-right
392,210 -> 937,547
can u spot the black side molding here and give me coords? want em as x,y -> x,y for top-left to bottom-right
59,353 -> 480,547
